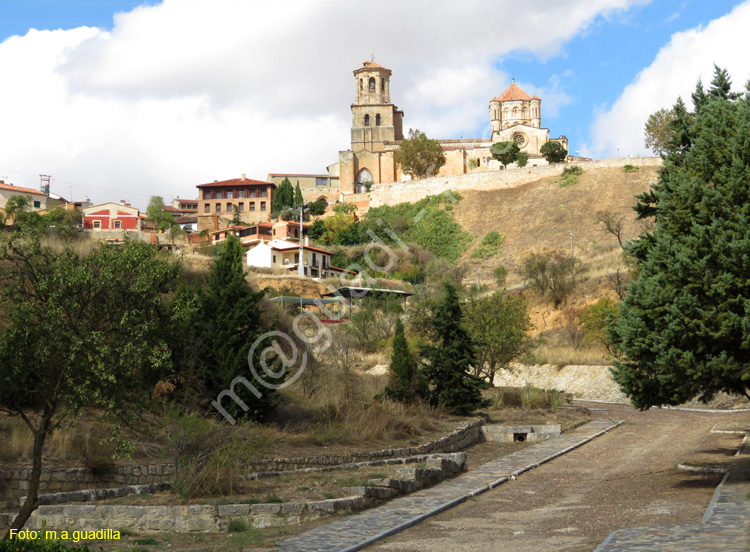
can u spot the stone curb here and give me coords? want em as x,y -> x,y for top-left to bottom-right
574,398 -> 750,413
332,420 -> 624,552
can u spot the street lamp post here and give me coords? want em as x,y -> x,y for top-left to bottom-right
298,202 -> 308,277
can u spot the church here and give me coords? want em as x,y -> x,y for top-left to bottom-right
333,61 -> 569,195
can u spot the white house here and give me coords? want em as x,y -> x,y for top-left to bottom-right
0,181 -> 51,212
246,238 -> 351,280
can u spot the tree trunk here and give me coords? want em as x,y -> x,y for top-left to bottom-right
2,416 -> 49,540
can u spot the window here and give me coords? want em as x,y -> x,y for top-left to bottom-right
113,220 -> 121,229
238,202 -> 244,212
376,114 -> 381,126
260,201 -> 266,211
249,189 -> 256,198
273,255 -> 277,264
316,177 -> 328,187
295,253 -> 299,264
250,203 -> 256,211
204,204 -> 210,213
359,78 -> 363,90
33,200 -> 41,209
260,189 -> 268,198
381,79 -> 385,92
203,190 -> 210,200
227,190 -> 233,199
93,220 -> 101,229
364,114 -> 370,126
215,203 -> 221,212
227,202 -> 232,212
238,190 -> 245,198
215,190 -> 223,199
369,77 -> 375,90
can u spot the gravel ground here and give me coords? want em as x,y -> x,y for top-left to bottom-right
365,403 -> 750,552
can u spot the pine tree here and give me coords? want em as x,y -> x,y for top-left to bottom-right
610,68 -> 750,408
383,318 -> 425,402
197,234 -> 276,420
419,283 -> 489,415
295,181 -> 304,208
272,177 -> 295,215
707,63 -> 738,101
691,78 -> 708,111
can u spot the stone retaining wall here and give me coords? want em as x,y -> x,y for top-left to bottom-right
19,453 -> 466,533
245,419 -> 482,474
0,464 -> 174,513
368,157 -> 662,208
482,424 -> 561,443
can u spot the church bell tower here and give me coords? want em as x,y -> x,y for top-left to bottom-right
350,61 -> 404,153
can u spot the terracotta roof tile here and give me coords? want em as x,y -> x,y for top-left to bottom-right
491,82 -> 532,102
0,182 -> 46,196
197,177 -> 273,188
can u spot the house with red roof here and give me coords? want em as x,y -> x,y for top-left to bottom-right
0,180 -> 52,212
246,238 -> 351,280
196,174 -> 275,233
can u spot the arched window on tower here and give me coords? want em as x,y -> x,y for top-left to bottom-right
359,79 -> 363,90
381,79 -> 385,92
369,77 -> 376,90
376,114 -> 381,126
364,114 -> 370,126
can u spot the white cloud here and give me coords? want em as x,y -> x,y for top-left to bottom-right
0,0 -> 648,206
584,1 -> 750,159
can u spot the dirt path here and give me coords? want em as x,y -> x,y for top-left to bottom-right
365,404 -> 749,552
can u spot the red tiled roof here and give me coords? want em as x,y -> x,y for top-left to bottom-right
268,239 -> 333,256
491,82 -> 532,102
531,95 -> 541,100
0,182 -> 46,196
354,60 -> 390,74
197,177 -> 274,188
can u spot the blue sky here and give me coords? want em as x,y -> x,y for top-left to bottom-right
0,0 -> 749,206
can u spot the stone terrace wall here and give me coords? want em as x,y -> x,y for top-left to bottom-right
0,464 -> 174,513
368,157 -> 662,208
244,419 -> 482,473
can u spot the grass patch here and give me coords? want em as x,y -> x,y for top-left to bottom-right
266,494 -> 285,503
321,491 -> 336,499
228,519 -> 249,533
337,476 -> 373,488
623,164 -> 640,173
132,537 -> 159,545
240,497 -> 261,505
470,231 -> 505,259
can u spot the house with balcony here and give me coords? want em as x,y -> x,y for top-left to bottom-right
0,180 -> 52,213
197,174 -> 275,232
245,238 -> 351,280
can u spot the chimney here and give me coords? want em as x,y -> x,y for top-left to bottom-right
241,174 -> 246,181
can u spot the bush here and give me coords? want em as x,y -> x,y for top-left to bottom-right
559,165 -> 583,187
521,250 -> 587,306
623,164 -> 640,173
470,231 -> 505,259
493,265 -> 508,286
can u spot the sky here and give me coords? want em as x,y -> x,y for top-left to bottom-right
0,0 -> 749,208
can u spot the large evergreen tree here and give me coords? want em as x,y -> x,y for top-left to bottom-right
295,181 -> 304,208
609,67 -> 750,408
383,318 -> 425,402
272,177 -> 295,215
196,234 -> 277,420
419,283 -> 489,415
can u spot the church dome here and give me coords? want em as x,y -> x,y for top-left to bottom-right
491,80 -> 532,102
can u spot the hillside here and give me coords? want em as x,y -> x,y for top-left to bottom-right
454,164 -> 660,287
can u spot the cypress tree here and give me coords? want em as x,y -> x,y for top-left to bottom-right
197,234 -> 277,420
295,181 -> 304,208
419,283 -> 489,415
272,177 -> 295,215
610,68 -> 750,408
383,318 -> 425,402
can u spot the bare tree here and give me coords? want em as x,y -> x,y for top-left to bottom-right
595,210 -> 627,249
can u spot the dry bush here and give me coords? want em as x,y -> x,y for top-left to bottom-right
525,343 -> 611,366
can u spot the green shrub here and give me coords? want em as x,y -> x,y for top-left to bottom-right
559,165 -> 584,187
623,164 -> 640,173
266,494 -> 284,503
228,519 -> 249,533
132,537 -> 158,545
321,492 -> 336,499
471,231 -> 505,259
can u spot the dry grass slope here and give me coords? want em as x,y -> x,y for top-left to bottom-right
454,165 -> 660,286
